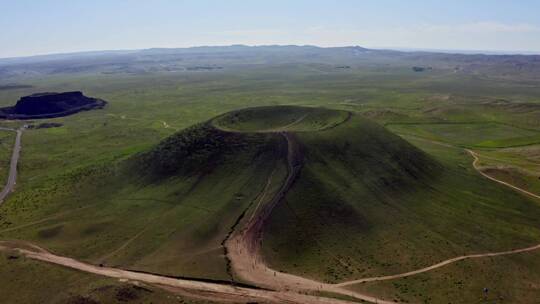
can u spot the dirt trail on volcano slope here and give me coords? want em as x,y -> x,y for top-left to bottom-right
224,132 -> 397,304
0,124 -> 395,303
225,132 -> 314,290
226,131 -> 540,296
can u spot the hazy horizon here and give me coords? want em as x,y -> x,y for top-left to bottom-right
2,44 -> 540,61
2,0 -> 540,58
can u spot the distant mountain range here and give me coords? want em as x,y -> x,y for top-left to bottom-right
1,45 -> 539,80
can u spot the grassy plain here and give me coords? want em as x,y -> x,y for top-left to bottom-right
0,249 -> 212,304
0,60 -> 540,303
0,130 -> 14,186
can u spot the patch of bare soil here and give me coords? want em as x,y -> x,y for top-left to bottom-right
65,296 -> 100,304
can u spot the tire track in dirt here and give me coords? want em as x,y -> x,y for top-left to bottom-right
224,132 -> 397,303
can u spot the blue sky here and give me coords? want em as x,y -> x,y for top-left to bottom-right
1,0 -> 540,58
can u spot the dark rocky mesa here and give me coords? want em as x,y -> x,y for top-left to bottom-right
0,91 -> 106,119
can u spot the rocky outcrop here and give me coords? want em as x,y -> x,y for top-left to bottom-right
0,91 -> 106,119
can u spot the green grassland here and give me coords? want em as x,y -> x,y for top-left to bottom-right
212,105 -> 350,132
349,250 -> 540,304
262,113 -> 540,287
0,57 -> 540,303
469,145 -> 540,197
1,122 -> 284,282
338,137 -> 540,303
0,250 -> 210,304
0,130 -> 14,186
387,122 -> 540,148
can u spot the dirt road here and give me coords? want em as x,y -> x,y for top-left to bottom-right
0,127 -> 23,205
225,132 -> 322,291
333,147 -> 540,287
336,242 -> 540,287
399,134 -> 540,201
466,149 -> 540,200
0,241 -> 371,304
224,132 -> 397,303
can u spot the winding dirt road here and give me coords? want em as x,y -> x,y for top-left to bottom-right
467,149 -> 540,200
0,126 -> 23,205
336,242 -> 540,287
332,145 -> 540,287
0,241 -> 359,304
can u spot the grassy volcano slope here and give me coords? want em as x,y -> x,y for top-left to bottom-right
212,105 -> 350,132
0,122 -> 286,281
348,138 -> 540,304
263,113 -> 540,285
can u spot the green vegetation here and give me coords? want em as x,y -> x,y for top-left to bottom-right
341,138 -> 540,303
0,250 -> 210,304
263,115 -> 540,287
136,122 -> 273,178
0,130 -> 14,186
0,121 -> 283,282
212,106 -> 349,132
470,145 -> 540,196
349,250 -> 540,304
387,122 -> 540,148
1,48 -> 540,303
